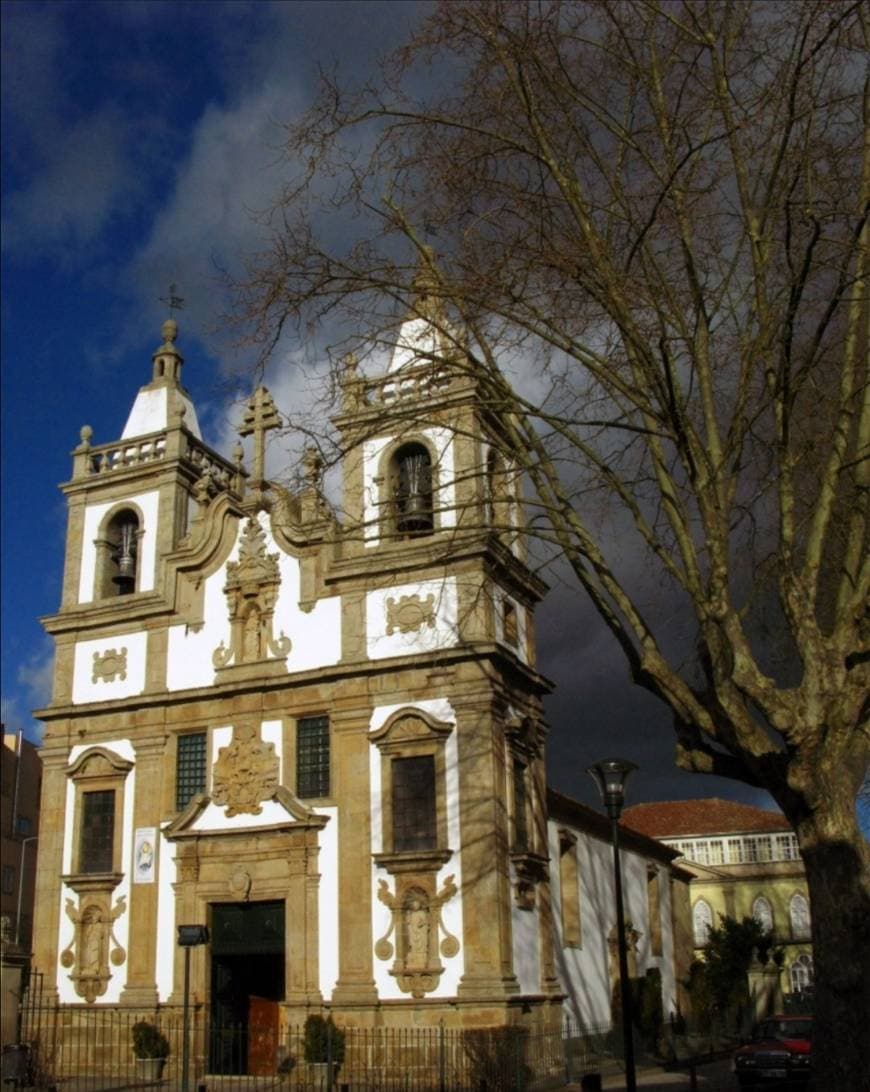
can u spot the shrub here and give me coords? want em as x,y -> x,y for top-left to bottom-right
132,1021 -> 170,1059
303,1014 -> 345,1065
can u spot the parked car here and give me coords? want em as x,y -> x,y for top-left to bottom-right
733,1015 -> 812,1087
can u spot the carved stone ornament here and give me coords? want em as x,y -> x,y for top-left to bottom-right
374,874 -> 459,998
385,593 -> 436,636
211,720 -> 279,817
229,867 -> 252,901
61,894 -> 127,1003
213,517 -> 292,670
92,647 -> 127,684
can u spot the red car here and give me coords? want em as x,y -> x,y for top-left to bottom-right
733,1015 -> 812,1087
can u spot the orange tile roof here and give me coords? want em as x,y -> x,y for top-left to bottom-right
621,798 -> 790,838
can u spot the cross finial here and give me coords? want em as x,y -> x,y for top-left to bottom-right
159,283 -> 185,316
238,386 -> 281,488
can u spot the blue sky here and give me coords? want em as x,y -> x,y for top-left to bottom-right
2,0 -> 865,826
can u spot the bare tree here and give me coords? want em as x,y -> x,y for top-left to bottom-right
234,1 -> 869,1082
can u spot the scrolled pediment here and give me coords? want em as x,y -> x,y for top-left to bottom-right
163,785 -> 328,840
369,707 -> 453,752
67,747 -> 133,780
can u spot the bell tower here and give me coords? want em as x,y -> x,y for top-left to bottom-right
47,315 -> 241,705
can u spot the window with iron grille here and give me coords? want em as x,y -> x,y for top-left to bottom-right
176,732 -> 207,810
296,715 -> 330,798
80,790 -> 115,873
513,760 -> 529,850
392,756 -> 436,851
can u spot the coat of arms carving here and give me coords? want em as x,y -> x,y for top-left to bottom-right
212,720 -> 279,816
213,518 -> 291,669
92,648 -> 127,684
385,593 -> 436,635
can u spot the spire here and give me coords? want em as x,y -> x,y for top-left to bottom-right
121,299 -> 202,440
387,249 -> 455,374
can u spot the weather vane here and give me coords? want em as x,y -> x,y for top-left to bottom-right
159,283 -> 185,316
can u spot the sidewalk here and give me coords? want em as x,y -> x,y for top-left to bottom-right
559,1060 -> 717,1090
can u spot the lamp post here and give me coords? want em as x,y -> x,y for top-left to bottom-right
177,924 -> 209,1092
15,836 -> 38,949
587,758 -> 638,1092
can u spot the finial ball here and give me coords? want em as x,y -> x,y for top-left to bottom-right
161,318 -> 178,344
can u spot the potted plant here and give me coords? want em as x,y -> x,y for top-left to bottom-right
303,1014 -> 345,1085
132,1020 -> 169,1081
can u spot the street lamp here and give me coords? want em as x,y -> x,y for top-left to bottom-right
587,758 -> 638,1092
178,924 -> 209,1092
15,836 -> 38,949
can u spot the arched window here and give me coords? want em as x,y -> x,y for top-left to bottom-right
789,893 -> 811,939
752,896 -> 774,934
96,508 -> 141,597
391,442 -> 433,535
789,953 -> 813,993
692,899 -> 713,946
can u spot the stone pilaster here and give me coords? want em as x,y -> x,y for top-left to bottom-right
453,698 -> 518,1000
120,736 -> 166,1006
30,749 -> 70,1004
330,709 -> 377,1004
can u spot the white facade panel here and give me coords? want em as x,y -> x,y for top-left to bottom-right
369,699 -> 465,1000
365,578 -> 459,661
72,632 -> 148,704
166,513 -> 341,692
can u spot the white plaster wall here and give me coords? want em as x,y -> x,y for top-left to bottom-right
78,490 -> 160,602
72,632 -> 148,705
548,819 -> 679,1027
315,806 -> 340,999
511,876 -> 541,994
361,426 -> 457,545
166,512 -> 341,691
155,829 -> 177,1002
122,387 -> 202,439
369,699 -> 465,1000
57,740 -> 135,1005
366,578 -> 459,660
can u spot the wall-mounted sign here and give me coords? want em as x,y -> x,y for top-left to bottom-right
133,827 -> 157,884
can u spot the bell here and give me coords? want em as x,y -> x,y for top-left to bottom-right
111,522 -> 137,594
397,452 -> 433,533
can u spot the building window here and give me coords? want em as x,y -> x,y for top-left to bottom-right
513,760 -> 529,850
502,600 -> 519,647
789,893 -> 811,940
176,732 -> 207,810
752,896 -> 774,934
392,443 -> 434,535
775,833 -> 799,861
647,867 -> 663,955
757,836 -> 773,862
296,715 -> 330,798
392,756 -> 437,852
789,953 -> 814,992
727,838 -> 745,864
14,815 -> 32,836
1,865 -> 14,895
79,790 -> 115,873
371,708 -> 452,864
558,830 -> 582,947
693,899 -> 713,946
709,839 -> 724,865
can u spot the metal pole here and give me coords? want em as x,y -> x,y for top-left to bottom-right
611,815 -> 636,1092
182,945 -> 191,1092
15,837 -> 37,948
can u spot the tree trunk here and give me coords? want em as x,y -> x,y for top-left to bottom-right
799,829 -> 870,1087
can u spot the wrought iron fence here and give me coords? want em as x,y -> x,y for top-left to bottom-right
9,993 -> 612,1092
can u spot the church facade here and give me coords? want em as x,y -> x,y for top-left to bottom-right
32,300 -> 687,1050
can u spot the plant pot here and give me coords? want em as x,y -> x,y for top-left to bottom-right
135,1056 -> 167,1082
305,1060 -> 340,1089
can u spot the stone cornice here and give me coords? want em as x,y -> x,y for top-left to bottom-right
35,643 -> 553,722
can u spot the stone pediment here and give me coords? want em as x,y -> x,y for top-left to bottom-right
163,786 -> 329,840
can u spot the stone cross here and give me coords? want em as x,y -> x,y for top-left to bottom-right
239,386 -> 281,487
158,283 -> 185,315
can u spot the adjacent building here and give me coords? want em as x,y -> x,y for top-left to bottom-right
30,300 -> 690,1072
622,799 -> 813,995
1,728 -> 42,952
